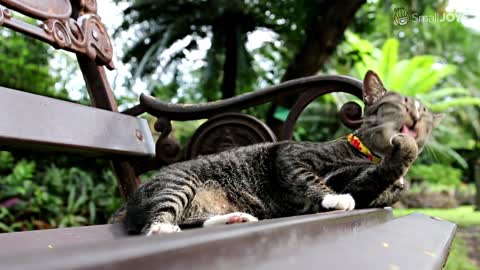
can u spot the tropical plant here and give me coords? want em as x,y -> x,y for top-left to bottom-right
113,0 -> 365,103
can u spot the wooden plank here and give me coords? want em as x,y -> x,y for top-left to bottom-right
0,209 -> 456,270
0,209 -> 388,257
0,209 -> 389,268
0,223 -> 127,257
0,86 -> 155,158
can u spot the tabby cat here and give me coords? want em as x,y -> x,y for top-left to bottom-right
118,70 -> 443,235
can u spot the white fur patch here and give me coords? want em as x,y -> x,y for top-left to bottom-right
146,222 -> 181,236
414,100 -> 420,119
203,212 -> 258,227
321,194 -> 355,210
394,177 -> 406,188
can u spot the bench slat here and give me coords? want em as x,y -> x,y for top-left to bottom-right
0,209 -> 457,270
0,87 -> 155,157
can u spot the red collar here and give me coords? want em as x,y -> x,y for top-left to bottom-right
347,134 -> 381,164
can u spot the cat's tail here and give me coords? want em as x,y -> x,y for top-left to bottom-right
108,204 -> 127,224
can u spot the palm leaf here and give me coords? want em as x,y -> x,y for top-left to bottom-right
379,38 -> 398,83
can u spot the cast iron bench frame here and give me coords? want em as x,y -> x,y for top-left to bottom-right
0,1 -> 456,269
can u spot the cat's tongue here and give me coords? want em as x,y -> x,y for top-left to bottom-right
401,124 -> 417,138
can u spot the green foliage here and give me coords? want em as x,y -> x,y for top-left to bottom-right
113,0 -> 333,101
408,163 -> 462,186
0,28 -> 68,99
394,206 -> 480,228
444,237 -> 478,270
0,151 -> 121,232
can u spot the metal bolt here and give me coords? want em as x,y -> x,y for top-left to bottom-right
135,129 -> 143,141
92,29 -> 99,40
4,8 -> 11,18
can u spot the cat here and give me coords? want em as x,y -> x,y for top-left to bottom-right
117,70 -> 443,236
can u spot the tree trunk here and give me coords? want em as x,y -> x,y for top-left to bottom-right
221,19 -> 239,99
266,0 -> 366,135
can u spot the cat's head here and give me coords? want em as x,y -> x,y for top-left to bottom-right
356,70 -> 443,156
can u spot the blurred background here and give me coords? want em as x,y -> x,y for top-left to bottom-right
0,0 -> 479,268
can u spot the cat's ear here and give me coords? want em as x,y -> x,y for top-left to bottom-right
432,113 -> 445,128
363,70 -> 387,105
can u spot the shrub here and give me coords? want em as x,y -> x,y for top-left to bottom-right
0,151 -> 121,232
407,163 -> 462,186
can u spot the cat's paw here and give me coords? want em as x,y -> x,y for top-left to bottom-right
203,212 -> 258,227
389,133 -> 418,159
321,194 -> 355,211
145,222 -> 181,236
394,177 -> 407,189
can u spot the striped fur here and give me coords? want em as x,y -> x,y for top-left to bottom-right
119,71 -> 443,235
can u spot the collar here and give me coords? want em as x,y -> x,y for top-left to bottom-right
346,134 -> 381,164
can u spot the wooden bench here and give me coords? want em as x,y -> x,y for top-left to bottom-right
0,1 -> 456,269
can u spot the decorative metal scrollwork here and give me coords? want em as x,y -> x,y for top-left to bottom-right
0,7 -> 11,26
153,117 -> 181,164
338,101 -> 363,129
0,0 -> 114,69
0,0 -> 71,20
186,113 -> 277,159
123,75 -> 366,170
79,0 -> 97,15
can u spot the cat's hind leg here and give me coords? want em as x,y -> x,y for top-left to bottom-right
177,212 -> 258,229
202,212 -> 258,227
146,222 -> 182,236
124,170 -> 199,236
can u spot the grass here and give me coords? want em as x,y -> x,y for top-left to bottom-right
394,205 -> 480,228
445,237 -> 478,270
394,206 -> 480,270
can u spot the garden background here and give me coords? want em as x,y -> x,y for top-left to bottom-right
0,0 -> 479,268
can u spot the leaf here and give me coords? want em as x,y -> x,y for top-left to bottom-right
67,185 -> 76,213
0,222 -> 13,232
429,97 -> 480,112
379,39 -> 398,83
425,140 -> 468,168
89,201 -> 96,224
417,88 -> 470,102
409,64 -> 456,94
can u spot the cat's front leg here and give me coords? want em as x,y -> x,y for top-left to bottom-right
276,146 -> 355,211
369,177 -> 409,207
304,177 -> 355,211
343,134 -> 418,208
321,193 -> 355,211
385,133 -> 418,168
278,164 -> 355,211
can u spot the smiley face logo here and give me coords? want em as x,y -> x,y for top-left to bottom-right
393,8 -> 409,25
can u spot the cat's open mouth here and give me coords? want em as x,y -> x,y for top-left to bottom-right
401,124 -> 418,138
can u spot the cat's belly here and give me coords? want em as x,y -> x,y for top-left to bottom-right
184,186 -> 238,219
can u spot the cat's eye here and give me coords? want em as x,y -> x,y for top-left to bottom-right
404,97 -> 408,103
423,107 -> 426,112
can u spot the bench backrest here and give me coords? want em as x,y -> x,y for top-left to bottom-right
0,0 -> 155,198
